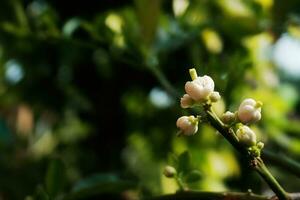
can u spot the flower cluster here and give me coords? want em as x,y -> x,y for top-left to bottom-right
180,69 -> 220,108
177,69 -> 220,136
176,68 -> 264,154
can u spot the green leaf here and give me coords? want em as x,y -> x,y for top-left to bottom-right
177,151 -> 191,174
184,170 -> 202,183
45,159 -> 65,198
66,173 -> 136,200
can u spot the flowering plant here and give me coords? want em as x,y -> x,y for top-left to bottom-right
162,68 -> 300,200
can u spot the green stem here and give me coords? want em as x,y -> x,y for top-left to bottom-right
175,176 -> 185,191
204,106 -> 247,155
147,64 -> 180,99
254,157 -> 290,200
147,191 -> 270,200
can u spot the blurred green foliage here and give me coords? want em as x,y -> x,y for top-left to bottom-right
0,0 -> 300,199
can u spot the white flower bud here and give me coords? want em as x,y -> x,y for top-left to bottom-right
236,125 -> 257,147
180,94 -> 194,108
238,98 -> 262,124
221,111 -> 236,124
176,116 -> 198,136
163,165 -> 177,178
209,91 -> 221,102
184,75 -> 215,102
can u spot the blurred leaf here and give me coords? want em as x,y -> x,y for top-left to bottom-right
184,170 -> 202,183
45,158 -> 65,198
67,174 -> 136,200
177,151 -> 191,175
57,111 -> 90,144
63,18 -> 82,37
0,118 -> 12,147
134,0 -> 161,45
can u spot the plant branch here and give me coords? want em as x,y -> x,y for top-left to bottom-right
204,106 -> 290,200
147,191 -> 300,200
146,63 -> 180,99
147,191 -> 270,200
254,157 -> 290,200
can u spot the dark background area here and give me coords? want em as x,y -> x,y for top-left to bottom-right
0,0 -> 300,199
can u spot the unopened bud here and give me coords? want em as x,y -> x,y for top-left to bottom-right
209,91 -> 221,103
236,125 -> 257,147
163,165 -> 177,178
221,111 -> 236,124
176,116 -> 198,136
238,98 -> 262,124
185,75 -> 215,102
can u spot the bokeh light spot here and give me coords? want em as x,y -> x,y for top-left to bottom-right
4,59 -> 24,84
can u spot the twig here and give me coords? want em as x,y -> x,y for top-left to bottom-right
146,63 -> 180,99
147,191 -> 300,200
147,191 -> 269,200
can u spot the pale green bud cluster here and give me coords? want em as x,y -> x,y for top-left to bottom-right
221,111 -> 236,124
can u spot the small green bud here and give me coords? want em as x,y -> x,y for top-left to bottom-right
248,146 -> 261,157
221,111 -> 236,124
209,91 -> 221,103
257,142 -> 264,149
163,165 -> 177,178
